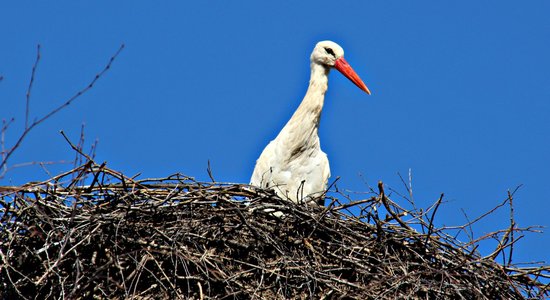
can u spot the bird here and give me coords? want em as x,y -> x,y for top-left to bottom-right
250,40 -> 370,204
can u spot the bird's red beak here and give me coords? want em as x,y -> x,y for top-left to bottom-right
334,57 -> 371,95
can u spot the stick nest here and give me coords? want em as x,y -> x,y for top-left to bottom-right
1,162 -> 549,299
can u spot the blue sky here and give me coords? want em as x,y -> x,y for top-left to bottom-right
1,2 -> 549,266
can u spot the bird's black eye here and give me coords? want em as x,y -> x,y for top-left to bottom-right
324,47 -> 335,57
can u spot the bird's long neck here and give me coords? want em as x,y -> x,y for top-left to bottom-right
278,62 -> 330,154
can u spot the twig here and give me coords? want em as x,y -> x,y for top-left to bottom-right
396,169 -> 415,207
424,193 -> 444,246
507,189 -> 516,267
326,176 -> 340,192
75,123 -> 87,170
1,118 -> 15,174
378,181 -> 412,231
60,130 -> 95,164
331,197 -> 376,212
207,160 -> 215,182
25,44 -> 41,130
459,208 -> 475,245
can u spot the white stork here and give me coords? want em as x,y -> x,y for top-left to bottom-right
250,41 -> 370,204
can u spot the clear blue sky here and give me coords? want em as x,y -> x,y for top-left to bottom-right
2,2 -> 549,266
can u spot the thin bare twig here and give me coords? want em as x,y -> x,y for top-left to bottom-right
1,118 -> 15,174
424,193 -> 444,246
507,189 -> 516,267
25,44 -> 41,130
207,159 -> 215,182
378,181 -> 412,231
60,130 -> 95,164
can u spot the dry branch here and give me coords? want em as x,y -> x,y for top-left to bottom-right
0,44 -> 124,178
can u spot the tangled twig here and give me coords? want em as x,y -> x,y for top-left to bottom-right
0,162 -> 548,299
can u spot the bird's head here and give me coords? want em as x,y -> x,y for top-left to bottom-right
311,40 -> 371,95
311,41 -> 345,67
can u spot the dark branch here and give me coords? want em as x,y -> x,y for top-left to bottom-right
0,44 -> 124,177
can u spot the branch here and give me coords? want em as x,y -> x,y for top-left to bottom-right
0,44 -> 125,176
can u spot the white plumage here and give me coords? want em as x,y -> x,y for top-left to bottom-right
250,41 -> 370,204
